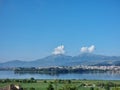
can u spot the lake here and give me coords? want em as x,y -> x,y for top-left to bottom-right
0,71 -> 120,80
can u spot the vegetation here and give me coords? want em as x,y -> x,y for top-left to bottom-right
14,67 -> 110,75
0,79 -> 120,90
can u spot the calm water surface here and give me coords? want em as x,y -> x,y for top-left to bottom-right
0,71 -> 120,80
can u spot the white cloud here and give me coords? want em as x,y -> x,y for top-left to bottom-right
80,47 -> 88,53
52,45 -> 65,55
80,45 -> 95,53
88,45 -> 95,53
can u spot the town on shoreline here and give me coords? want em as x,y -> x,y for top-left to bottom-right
13,65 -> 120,75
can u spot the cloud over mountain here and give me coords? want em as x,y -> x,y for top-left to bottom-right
52,45 -> 65,55
80,45 -> 95,53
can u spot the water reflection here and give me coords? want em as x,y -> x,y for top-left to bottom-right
0,71 -> 120,80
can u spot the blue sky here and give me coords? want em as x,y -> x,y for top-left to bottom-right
0,0 -> 120,62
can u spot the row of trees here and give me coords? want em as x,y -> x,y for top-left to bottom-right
14,67 -> 108,75
0,77 -> 37,83
47,83 -> 77,90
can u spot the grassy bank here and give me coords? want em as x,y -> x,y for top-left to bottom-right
0,79 -> 120,90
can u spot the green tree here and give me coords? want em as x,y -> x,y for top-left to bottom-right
47,84 -> 54,90
30,87 -> 35,90
68,80 -> 71,84
70,86 -> 77,90
105,85 -> 110,90
44,80 -> 47,83
90,87 -> 94,90
95,88 -> 99,90
30,77 -> 35,81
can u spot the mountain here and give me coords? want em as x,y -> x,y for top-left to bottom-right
69,53 -> 120,66
0,60 -> 27,67
29,54 -> 72,67
0,54 -> 120,67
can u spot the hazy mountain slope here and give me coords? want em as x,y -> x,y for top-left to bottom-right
0,60 -> 27,67
0,54 -> 120,67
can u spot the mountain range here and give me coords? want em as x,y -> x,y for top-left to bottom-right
0,53 -> 120,67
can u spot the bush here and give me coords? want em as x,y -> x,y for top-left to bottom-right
30,87 -> 35,90
104,85 -> 110,90
15,79 -> 20,82
90,87 -> 94,90
23,79 -> 27,83
68,80 -> 71,84
63,85 -> 77,90
44,80 -> 47,83
95,88 -> 99,90
30,77 -> 35,81
4,78 -> 11,82
79,83 -> 85,87
70,86 -> 77,90
23,88 -> 28,90
47,84 -> 54,90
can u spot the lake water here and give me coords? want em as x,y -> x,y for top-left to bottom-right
0,71 -> 120,80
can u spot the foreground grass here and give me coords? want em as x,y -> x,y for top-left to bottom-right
0,79 -> 120,90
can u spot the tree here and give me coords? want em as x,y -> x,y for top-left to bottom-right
95,88 -> 99,90
30,77 -> 35,81
47,84 -> 54,90
68,80 -> 71,84
90,87 -> 94,90
30,87 -> 35,90
105,85 -> 110,90
70,86 -> 77,90
44,80 -> 47,83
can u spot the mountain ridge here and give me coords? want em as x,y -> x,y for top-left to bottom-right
0,53 -> 120,67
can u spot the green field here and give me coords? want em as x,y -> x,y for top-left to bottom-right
0,79 -> 120,90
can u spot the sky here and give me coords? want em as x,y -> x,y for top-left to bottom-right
0,0 -> 120,62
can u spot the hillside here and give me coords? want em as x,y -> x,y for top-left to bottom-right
0,54 -> 120,67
